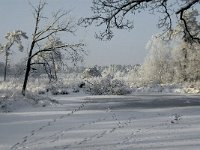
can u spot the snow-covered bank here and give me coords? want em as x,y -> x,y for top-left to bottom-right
0,92 -> 58,113
132,83 -> 200,94
0,76 -> 199,113
0,94 -> 200,150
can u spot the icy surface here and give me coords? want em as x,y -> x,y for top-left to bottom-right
1,94 -> 200,150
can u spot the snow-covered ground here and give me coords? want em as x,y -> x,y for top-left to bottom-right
1,94 -> 200,150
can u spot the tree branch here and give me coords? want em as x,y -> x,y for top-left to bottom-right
81,0 -> 200,41
176,0 -> 199,15
176,0 -> 200,43
30,43 -> 84,60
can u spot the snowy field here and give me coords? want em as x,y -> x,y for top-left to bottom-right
1,94 -> 200,150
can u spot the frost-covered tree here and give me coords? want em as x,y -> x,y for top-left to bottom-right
0,30 -> 28,81
171,40 -> 200,82
140,35 -> 173,84
22,1 -> 85,95
139,9 -> 200,85
171,9 -> 200,82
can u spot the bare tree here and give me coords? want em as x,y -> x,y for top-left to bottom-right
80,0 -> 200,42
22,1 -> 85,95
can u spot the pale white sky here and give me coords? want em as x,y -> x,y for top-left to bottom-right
0,0 -> 160,66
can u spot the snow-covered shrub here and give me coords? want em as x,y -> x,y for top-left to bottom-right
110,79 -> 132,95
46,81 -> 69,95
44,73 -> 86,95
125,65 -> 143,87
83,66 -> 102,78
182,82 -> 200,94
50,88 -> 69,95
84,75 -> 131,95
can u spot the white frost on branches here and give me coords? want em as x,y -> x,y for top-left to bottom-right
0,30 -> 28,54
137,9 -> 200,85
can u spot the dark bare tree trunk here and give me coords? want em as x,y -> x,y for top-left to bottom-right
51,53 -> 58,81
183,48 -> 188,82
4,52 -> 8,81
3,43 -> 13,82
22,42 -> 35,96
22,58 -> 31,95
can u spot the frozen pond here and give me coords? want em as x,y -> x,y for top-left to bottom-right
1,94 -> 200,150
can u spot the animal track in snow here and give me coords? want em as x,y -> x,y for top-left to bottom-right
10,101 -> 88,150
